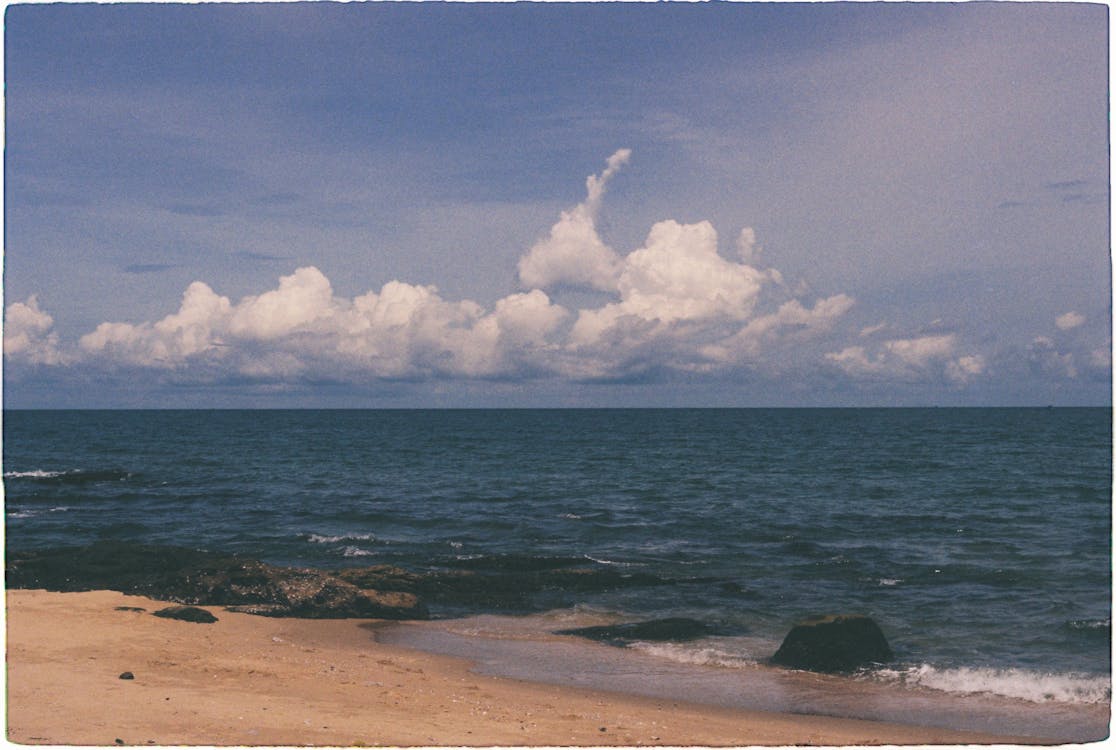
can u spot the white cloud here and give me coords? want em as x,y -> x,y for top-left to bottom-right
885,334 -> 956,368
516,149 -> 630,291
1055,311 -> 1086,330
4,296 -> 66,365
735,227 -> 761,264
826,333 -> 986,385
705,294 -> 855,363
946,355 -> 986,384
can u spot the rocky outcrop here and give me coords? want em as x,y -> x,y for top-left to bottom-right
771,614 -> 894,672
6,543 -> 675,618
6,542 -> 428,620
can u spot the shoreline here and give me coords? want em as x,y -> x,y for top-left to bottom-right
6,589 -> 1054,746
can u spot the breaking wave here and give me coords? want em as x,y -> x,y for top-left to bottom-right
870,663 -> 1111,705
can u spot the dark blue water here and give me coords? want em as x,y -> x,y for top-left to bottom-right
4,408 -> 1111,710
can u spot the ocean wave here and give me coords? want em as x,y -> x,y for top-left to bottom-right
341,546 -> 376,557
870,663 -> 1111,705
4,470 -> 66,479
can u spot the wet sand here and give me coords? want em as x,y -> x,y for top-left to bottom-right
7,589 -> 1040,746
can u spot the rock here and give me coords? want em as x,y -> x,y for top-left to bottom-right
115,606 -> 146,612
118,671 -> 135,680
770,614 -> 893,672
556,617 -> 715,646
153,606 -> 218,623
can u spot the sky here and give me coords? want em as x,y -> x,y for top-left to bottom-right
3,1 -> 1111,408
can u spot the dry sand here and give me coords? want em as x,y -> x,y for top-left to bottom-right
6,589 -> 1035,746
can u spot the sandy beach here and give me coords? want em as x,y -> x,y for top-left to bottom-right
6,589 -> 1041,746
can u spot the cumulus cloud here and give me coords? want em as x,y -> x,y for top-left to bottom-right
1055,311 -> 1086,330
516,149 -> 629,291
4,296 -> 66,365
826,333 -> 985,385
568,220 -> 771,342
77,267 -> 572,381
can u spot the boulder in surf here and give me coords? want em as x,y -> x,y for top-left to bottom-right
771,614 -> 893,672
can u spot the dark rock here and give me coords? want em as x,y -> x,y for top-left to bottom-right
118,672 -> 135,680
153,606 -> 218,623
770,614 -> 894,672
556,617 -> 715,646
115,606 -> 146,612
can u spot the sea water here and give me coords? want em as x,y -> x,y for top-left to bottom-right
4,408 -> 1111,740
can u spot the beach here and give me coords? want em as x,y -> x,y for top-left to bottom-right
6,589 -> 1037,747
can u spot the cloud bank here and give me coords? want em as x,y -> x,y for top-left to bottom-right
3,150 -> 1014,394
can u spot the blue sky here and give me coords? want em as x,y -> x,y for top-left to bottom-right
4,2 -> 1110,407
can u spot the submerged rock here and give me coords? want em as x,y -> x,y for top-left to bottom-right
337,559 -> 669,612
556,617 -> 715,646
770,614 -> 893,672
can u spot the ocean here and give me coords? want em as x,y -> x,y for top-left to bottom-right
4,408 -> 1111,740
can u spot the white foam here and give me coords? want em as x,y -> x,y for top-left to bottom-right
871,664 -> 1111,705
341,546 -> 375,557
1068,617 -> 1110,631
582,554 -> 636,566
4,470 -> 65,479
306,532 -> 376,544
8,506 -> 71,518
